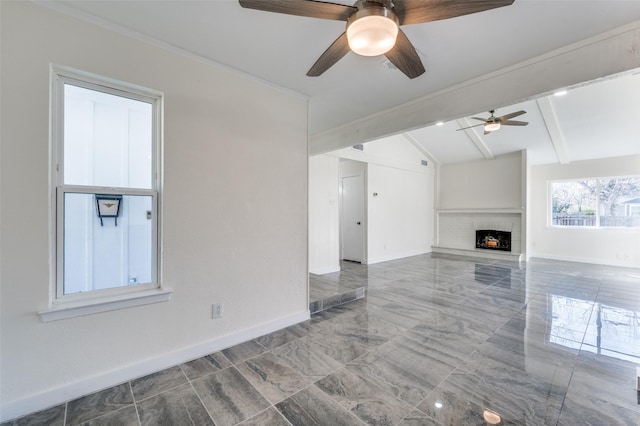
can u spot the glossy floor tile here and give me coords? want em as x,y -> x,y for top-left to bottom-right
4,254 -> 640,425
309,262 -> 367,313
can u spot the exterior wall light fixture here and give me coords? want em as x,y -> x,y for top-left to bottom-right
95,194 -> 122,226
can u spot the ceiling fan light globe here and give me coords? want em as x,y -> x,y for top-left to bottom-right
347,10 -> 398,56
484,122 -> 501,132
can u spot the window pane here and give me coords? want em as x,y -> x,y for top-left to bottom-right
598,177 -> 640,227
63,192 -> 153,295
551,180 -> 597,226
64,84 -> 153,189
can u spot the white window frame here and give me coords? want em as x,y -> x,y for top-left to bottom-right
40,65 -> 170,322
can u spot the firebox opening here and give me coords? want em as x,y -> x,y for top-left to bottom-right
476,230 -> 512,252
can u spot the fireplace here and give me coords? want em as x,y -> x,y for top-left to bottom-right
476,230 -> 511,252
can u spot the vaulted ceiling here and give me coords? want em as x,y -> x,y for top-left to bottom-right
44,0 -> 640,165
409,72 -> 640,165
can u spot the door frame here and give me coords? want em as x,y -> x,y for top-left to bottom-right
339,166 -> 367,263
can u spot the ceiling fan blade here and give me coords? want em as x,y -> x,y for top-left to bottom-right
307,32 -> 350,76
384,29 -> 425,79
394,0 -> 514,26
239,0 -> 356,21
500,120 -> 529,126
498,110 -> 526,120
470,116 -> 488,122
456,123 -> 485,131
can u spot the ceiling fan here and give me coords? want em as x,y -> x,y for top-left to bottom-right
457,109 -> 528,135
238,0 -> 515,79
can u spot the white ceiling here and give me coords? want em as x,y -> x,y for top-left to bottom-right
410,72 -> 640,165
45,0 -> 640,165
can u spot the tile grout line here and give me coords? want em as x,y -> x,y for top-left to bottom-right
235,405 -> 293,426
68,403 -> 138,425
554,279 -> 603,425
223,361 -> 287,425
129,382 -> 142,426
405,282 -> 531,425
178,363 -> 217,425
131,379 -> 191,404
229,351 -> 294,426
285,382 -> 369,426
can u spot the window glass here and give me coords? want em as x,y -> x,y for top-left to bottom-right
63,193 -> 153,295
551,177 -> 640,228
63,84 -> 153,189
551,180 -> 597,226
598,177 -> 640,227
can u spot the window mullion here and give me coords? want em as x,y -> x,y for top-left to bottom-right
60,185 -> 155,197
55,187 -> 65,300
595,179 -> 601,228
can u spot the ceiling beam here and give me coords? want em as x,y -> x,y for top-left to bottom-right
536,97 -> 570,164
402,133 -> 440,166
456,118 -> 494,160
310,21 -> 640,154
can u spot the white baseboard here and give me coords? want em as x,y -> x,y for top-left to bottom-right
529,253 -> 639,268
365,248 -> 431,265
309,264 -> 341,275
0,310 -> 310,423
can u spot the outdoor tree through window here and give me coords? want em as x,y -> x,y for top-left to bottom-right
551,177 -> 640,228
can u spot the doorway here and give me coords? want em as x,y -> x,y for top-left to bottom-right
341,173 -> 365,262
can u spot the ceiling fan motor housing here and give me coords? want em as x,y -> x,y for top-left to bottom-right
347,2 -> 399,56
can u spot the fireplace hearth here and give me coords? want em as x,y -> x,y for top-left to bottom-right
476,230 -> 511,252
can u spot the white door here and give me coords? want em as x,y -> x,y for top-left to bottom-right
341,174 -> 365,262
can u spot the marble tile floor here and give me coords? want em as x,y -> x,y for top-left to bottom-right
5,254 -> 640,425
309,261 -> 368,314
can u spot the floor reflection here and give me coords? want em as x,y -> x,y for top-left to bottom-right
309,261 -> 368,313
474,264 -> 512,287
550,294 -> 640,362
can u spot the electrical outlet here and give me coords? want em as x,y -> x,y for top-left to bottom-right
212,303 -> 223,319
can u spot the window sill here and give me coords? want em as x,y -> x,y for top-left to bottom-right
548,225 -> 640,231
38,288 -> 173,322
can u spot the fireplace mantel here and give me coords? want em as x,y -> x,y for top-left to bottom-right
431,245 -> 523,262
436,208 -> 523,214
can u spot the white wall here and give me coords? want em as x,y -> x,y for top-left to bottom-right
308,135 -> 435,268
530,155 -> 640,267
0,2 -> 308,419
439,154 -> 523,209
367,163 -> 434,263
436,154 -> 525,255
308,155 -> 340,274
